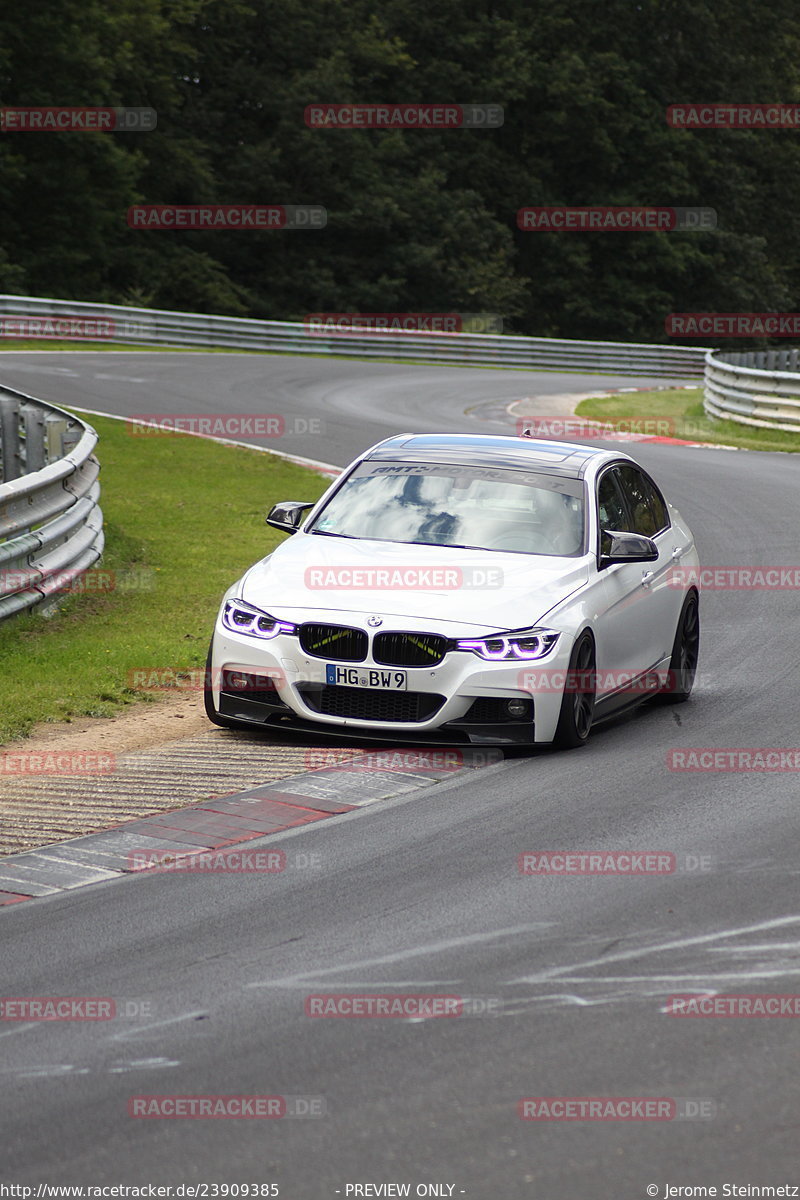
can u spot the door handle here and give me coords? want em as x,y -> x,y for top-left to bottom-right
671,546 -> 682,559
641,570 -> 654,588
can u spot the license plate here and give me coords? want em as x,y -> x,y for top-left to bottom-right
325,664 -> 407,690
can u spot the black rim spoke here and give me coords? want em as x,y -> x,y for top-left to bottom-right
678,602 -> 699,685
572,638 -> 595,738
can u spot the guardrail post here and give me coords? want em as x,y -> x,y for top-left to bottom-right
0,395 -> 22,484
45,415 -> 70,463
22,403 -> 46,473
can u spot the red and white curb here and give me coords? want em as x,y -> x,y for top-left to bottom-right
507,387 -> 738,450
577,386 -> 729,447
0,750 -> 501,904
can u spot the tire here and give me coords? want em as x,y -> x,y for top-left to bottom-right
553,631 -> 596,749
653,592 -> 700,705
203,640 -> 249,730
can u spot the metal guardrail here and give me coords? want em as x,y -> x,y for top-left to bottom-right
704,349 -> 800,432
0,294 -> 708,378
0,386 -> 104,621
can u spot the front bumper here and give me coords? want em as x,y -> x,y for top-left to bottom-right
217,688 -> 535,746
209,619 -> 574,746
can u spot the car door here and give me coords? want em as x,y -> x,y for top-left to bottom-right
594,464 -> 673,693
616,463 -> 681,667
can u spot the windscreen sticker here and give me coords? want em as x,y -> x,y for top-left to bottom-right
360,462 -> 582,493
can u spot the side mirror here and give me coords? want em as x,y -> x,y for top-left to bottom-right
600,529 -> 658,567
266,500 -> 314,535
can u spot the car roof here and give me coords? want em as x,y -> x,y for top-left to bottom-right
363,433 -> 622,478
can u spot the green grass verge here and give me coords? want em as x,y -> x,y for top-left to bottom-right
0,416 -> 331,743
574,388 -> 800,453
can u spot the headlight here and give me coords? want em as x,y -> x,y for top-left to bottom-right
222,599 -> 296,640
455,628 -> 560,661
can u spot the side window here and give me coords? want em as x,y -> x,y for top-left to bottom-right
617,465 -> 669,536
597,469 -> 632,535
645,475 -> 669,532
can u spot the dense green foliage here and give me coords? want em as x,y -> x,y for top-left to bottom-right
2,0 -> 799,342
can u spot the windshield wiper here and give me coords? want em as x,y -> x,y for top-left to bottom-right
410,541 -> 486,552
310,532 -> 487,550
309,529 -> 360,539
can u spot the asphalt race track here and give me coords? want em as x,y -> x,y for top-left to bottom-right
2,352 -> 799,1197
0,350 -> 685,462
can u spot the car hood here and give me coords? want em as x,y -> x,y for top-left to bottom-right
239,535 -> 590,632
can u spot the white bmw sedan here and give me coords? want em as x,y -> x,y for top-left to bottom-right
205,433 -> 700,749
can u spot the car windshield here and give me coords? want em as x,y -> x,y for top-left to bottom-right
308,462 -> 586,556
